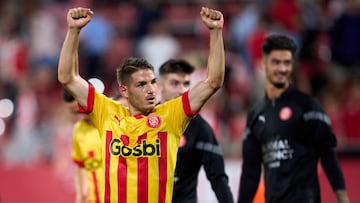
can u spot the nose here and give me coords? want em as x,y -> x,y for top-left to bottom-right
278,62 -> 288,72
146,83 -> 157,94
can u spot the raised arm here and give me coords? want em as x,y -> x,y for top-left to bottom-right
188,7 -> 225,113
58,7 -> 94,107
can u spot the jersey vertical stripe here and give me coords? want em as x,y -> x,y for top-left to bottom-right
105,131 -> 112,202
138,134 -> 148,203
119,135 -> 129,203
91,171 -> 101,203
158,132 -> 168,203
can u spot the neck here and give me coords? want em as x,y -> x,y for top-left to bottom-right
129,106 -> 152,117
266,83 -> 289,99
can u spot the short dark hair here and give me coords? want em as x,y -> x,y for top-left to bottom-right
159,59 -> 195,76
262,34 -> 297,57
62,87 -> 75,102
116,57 -> 154,85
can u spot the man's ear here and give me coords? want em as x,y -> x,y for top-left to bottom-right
119,85 -> 128,98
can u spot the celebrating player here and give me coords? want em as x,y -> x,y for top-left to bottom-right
58,6 -> 224,203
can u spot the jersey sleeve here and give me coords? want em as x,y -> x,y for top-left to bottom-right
303,98 -> 337,149
320,148 -> 347,191
78,83 -> 95,114
197,117 -> 234,203
303,98 -> 346,191
238,112 -> 263,203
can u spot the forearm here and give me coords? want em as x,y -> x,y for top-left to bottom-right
335,189 -> 349,203
207,28 -> 225,90
58,28 -> 81,85
58,28 -> 89,106
75,167 -> 88,203
320,148 -> 346,190
238,163 -> 262,203
211,177 -> 234,203
205,155 -> 234,203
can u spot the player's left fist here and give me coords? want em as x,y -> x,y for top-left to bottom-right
200,7 -> 224,30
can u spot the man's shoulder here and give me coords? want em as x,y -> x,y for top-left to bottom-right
186,115 -> 215,137
289,88 -> 322,110
189,115 -> 210,126
248,99 -> 267,116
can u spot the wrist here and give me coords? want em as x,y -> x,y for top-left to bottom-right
68,27 -> 82,34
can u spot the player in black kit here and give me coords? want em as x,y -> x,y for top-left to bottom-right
159,59 -> 234,203
237,34 -> 349,203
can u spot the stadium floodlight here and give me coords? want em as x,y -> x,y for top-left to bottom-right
0,98 -> 14,118
88,78 -> 105,94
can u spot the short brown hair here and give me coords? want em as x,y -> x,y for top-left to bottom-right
159,59 -> 195,77
116,57 -> 154,85
262,34 -> 297,57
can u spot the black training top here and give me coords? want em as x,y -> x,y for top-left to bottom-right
238,85 -> 346,203
172,115 -> 234,203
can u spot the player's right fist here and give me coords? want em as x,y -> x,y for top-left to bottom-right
67,7 -> 94,30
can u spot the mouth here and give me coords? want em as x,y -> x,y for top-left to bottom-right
274,72 -> 287,80
145,96 -> 156,104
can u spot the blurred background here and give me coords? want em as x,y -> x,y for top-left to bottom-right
0,0 -> 359,202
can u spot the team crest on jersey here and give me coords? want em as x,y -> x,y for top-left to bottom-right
279,106 -> 292,121
146,114 -> 161,128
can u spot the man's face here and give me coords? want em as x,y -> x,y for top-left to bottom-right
263,50 -> 293,88
160,73 -> 191,102
124,69 -> 158,114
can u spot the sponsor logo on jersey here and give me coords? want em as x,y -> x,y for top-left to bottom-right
110,138 -> 161,157
262,138 -> 294,168
279,106 -> 292,121
146,114 -> 162,128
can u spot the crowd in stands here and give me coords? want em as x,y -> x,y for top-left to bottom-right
0,0 -> 360,168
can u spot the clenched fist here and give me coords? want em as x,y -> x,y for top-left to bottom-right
67,7 -> 94,30
200,7 -> 224,30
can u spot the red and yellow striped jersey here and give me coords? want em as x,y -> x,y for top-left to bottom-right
79,85 -> 195,203
72,120 -> 104,203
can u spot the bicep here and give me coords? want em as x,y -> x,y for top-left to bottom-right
188,80 -> 217,112
64,76 -> 89,108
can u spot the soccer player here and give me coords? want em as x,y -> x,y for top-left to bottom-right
58,6 -> 224,203
237,34 -> 349,203
158,59 -> 234,203
63,88 -> 103,203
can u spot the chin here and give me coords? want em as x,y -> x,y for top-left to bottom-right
273,82 -> 286,89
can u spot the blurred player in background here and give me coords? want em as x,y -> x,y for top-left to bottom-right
63,88 -> 103,203
237,34 -> 349,203
158,59 -> 234,203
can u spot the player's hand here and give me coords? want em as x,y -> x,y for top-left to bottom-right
200,7 -> 224,30
67,7 -> 93,30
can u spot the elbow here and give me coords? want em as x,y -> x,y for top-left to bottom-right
58,74 -> 73,85
58,69 -> 78,86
